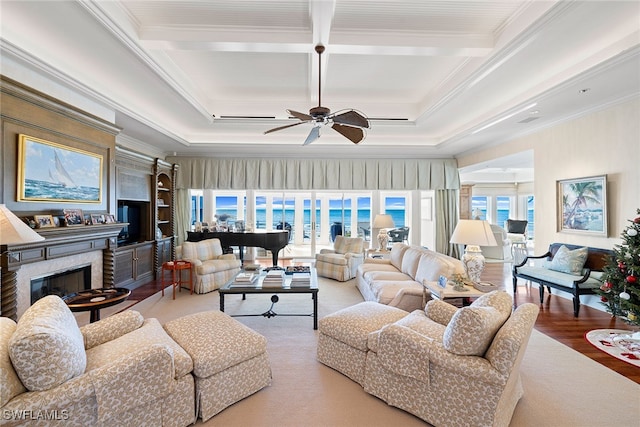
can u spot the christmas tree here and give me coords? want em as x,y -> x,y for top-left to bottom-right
597,208 -> 640,326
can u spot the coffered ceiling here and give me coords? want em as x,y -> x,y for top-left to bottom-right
1,1 -> 639,171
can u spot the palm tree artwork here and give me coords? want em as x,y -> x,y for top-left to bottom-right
561,177 -> 605,231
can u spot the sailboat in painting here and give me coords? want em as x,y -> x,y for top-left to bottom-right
48,150 -> 78,188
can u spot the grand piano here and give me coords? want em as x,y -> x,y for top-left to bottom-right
186,230 -> 289,266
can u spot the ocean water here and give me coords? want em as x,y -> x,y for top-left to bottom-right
214,208 -> 405,230
24,179 -> 100,201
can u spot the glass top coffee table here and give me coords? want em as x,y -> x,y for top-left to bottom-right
219,267 -> 319,329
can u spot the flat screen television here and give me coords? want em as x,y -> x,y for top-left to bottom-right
117,201 -> 142,245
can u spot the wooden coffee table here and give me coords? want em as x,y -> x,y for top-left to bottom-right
219,268 -> 319,329
63,287 -> 131,323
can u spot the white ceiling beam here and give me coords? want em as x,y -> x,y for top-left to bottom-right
309,0 -> 335,103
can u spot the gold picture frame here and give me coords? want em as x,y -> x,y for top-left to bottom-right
17,134 -> 103,203
34,214 -> 55,229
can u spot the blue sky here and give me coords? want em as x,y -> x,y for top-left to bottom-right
24,139 -> 101,188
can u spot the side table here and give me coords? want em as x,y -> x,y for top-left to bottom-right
366,248 -> 391,259
63,287 -> 131,323
423,281 -> 486,306
161,261 -> 193,299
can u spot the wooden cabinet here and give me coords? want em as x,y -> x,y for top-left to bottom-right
114,241 -> 154,288
154,159 -> 177,276
157,237 -> 172,267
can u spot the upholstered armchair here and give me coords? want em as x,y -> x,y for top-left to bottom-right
505,219 -> 528,243
315,235 -> 365,281
181,238 -> 242,293
1,295 -> 195,427
364,291 -> 539,427
480,224 -> 512,260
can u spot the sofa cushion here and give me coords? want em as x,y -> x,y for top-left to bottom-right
546,245 -> 588,274
198,258 -> 242,275
334,236 -> 363,254
86,318 -> 194,379
316,252 -> 349,266
9,295 -> 87,391
443,306 -> 507,356
389,243 -> 409,270
470,290 -> 513,319
424,298 -> 458,326
182,239 -> 223,262
0,317 -> 25,407
400,247 -> 424,279
371,280 -> 422,305
414,252 -> 453,283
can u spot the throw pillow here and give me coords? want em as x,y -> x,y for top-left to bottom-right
548,245 -> 588,275
9,295 -> 87,391
443,306 -> 507,356
0,317 -> 26,407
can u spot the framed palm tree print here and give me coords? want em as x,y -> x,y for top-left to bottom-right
557,175 -> 607,236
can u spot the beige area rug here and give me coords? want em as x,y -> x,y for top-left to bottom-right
128,279 -> 639,427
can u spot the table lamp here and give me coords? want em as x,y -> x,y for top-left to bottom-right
373,214 -> 395,251
1,204 -> 45,320
450,219 -> 497,283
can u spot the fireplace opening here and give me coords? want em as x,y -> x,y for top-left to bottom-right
31,265 -> 92,304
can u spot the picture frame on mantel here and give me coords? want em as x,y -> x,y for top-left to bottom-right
557,174 -> 607,236
17,134 -> 103,203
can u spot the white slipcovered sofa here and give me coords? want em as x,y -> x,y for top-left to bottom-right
181,238 -> 242,293
356,243 -> 466,312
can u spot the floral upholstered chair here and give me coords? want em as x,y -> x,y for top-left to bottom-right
363,291 -> 539,427
1,295 -> 195,426
315,235 -> 365,281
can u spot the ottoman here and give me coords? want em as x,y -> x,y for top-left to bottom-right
164,311 -> 272,422
317,302 -> 408,385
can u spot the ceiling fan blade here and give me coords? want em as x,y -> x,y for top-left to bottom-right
303,126 -> 321,145
332,123 -> 365,144
331,110 -> 370,129
264,121 -> 307,135
287,109 -> 312,121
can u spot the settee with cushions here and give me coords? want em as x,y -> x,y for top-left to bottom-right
356,243 -> 466,312
1,295 -> 272,426
181,238 -> 242,293
317,291 -> 539,427
315,235 -> 365,281
513,242 -> 612,316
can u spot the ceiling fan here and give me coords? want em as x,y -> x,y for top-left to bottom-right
264,44 -> 370,145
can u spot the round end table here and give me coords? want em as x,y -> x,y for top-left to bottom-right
63,287 -> 131,323
161,261 -> 193,299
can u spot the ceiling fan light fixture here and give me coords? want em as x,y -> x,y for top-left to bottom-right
264,44 -> 370,145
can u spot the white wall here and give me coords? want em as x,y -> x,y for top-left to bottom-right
458,98 -> 640,310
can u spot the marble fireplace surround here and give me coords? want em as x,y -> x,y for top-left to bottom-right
1,224 -> 122,320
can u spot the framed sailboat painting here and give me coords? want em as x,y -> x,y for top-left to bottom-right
17,134 -> 103,203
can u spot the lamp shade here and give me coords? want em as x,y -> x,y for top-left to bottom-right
450,220 -> 497,247
0,204 -> 45,245
372,214 -> 395,230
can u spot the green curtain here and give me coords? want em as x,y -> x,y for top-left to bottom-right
174,188 -> 191,248
435,189 -> 460,258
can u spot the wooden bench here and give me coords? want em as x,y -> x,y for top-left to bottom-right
512,243 -> 613,317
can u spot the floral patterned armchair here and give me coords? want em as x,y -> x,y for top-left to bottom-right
363,291 -> 539,427
1,295 -> 195,427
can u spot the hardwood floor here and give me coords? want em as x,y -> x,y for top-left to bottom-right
130,259 -> 639,383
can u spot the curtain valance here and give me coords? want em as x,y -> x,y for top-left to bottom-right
167,157 -> 460,191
